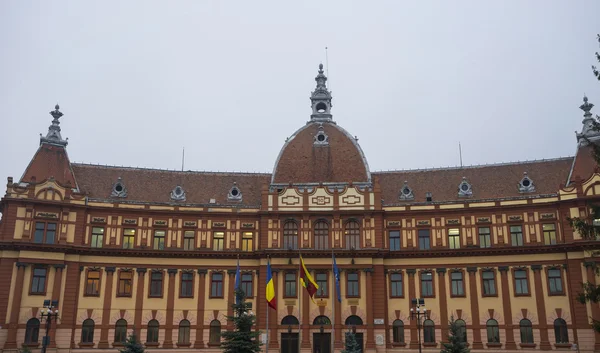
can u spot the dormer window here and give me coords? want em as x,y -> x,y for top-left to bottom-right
458,177 -> 472,197
228,182 -> 243,202
518,172 -> 536,193
111,177 -> 128,198
426,192 -> 433,202
314,125 -> 329,146
399,181 -> 414,201
170,185 -> 186,201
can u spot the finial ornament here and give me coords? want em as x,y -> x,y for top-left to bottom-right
581,95 -> 594,118
576,95 -> 599,146
40,103 -> 68,147
310,63 -> 333,121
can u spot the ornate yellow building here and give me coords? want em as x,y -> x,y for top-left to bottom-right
1,65 -> 600,353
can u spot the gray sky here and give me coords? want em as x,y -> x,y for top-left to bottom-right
1,1 -> 600,184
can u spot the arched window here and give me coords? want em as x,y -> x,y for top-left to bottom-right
114,319 -> 127,343
455,319 -> 467,343
345,220 -> 361,250
209,320 -> 221,344
313,315 -> 331,325
554,318 -> 569,343
392,320 -> 404,343
520,319 -> 533,344
25,318 -> 40,344
81,319 -> 95,343
178,319 -> 191,344
283,221 -> 298,250
281,315 -> 300,325
423,320 -> 435,343
345,315 -> 363,326
314,221 -> 329,250
486,319 -> 500,343
147,319 -> 159,343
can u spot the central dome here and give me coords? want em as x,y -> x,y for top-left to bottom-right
271,121 -> 371,184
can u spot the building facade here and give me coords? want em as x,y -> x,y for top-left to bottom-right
1,65 -> 600,353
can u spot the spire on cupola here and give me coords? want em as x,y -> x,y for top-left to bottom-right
310,63 -> 333,121
576,95 -> 599,145
40,104 -> 68,147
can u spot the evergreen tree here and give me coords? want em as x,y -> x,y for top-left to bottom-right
440,317 -> 470,353
19,344 -> 32,353
567,34 -> 600,332
221,288 -> 262,353
342,331 -> 361,353
118,331 -> 145,353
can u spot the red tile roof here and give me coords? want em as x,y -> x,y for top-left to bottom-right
20,144 -> 77,188
71,164 -> 270,206
373,158 -> 574,204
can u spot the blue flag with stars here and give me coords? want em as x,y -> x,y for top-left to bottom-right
333,254 -> 341,303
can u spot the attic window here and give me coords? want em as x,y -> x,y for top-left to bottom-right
518,172 -> 536,193
458,177 -> 472,197
314,125 -> 329,146
228,182 -> 243,201
399,181 -> 414,201
170,185 -> 186,201
111,177 -> 128,198
426,192 -> 433,202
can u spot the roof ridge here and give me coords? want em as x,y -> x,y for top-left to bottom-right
372,156 -> 574,174
71,162 -> 272,176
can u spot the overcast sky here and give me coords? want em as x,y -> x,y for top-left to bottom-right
1,1 -> 600,184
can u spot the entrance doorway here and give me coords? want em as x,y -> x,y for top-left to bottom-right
313,333 -> 331,353
281,333 -> 299,353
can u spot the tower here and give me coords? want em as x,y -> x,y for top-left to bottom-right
310,63 -> 333,121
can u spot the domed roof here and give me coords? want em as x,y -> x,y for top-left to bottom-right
271,122 -> 371,184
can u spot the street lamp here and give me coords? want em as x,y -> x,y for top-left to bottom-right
410,298 -> 428,353
40,300 -> 59,353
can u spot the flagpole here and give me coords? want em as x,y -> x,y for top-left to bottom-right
266,256 -> 269,353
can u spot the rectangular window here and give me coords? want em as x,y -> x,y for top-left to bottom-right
181,272 -> 194,297
418,229 -> 431,250
451,272 -> 464,296
183,231 -> 195,251
211,273 -> 224,297
543,224 -> 557,245
31,267 -> 47,294
514,270 -> 529,295
478,227 -> 491,248
482,271 -> 496,296
511,226 -> 523,246
285,273 -> 297,297
213,232 -> 224,251
421,272 -> 433,297
34,222 -> 57,244
153,230 -> 165,250
390,273 -> 403,297
241,232 -> 253,252
241,273 -> 253,297
548,269 -> 563,294
91,227 -> 104,248
117,271 -> 133,297
389,230 -> 401,251
123,229 -> 135,249
150,272 -> 163,297
316,273 -> 328,297
85,271 -> 100,296
448,228 -> 460,249
347,272 -> 359,297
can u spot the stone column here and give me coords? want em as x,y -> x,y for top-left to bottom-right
49,264 -> 65,348
97,267 -> 116,349
531,265 -> 551,350
436,268 -> 448,344
194,269 -> 207,348
162,269 -> 178,348
5,262 -> 27,349
334,270 -> 343,348
134,268 -> 147,330
268,270 -> 279,349
498,266 -> 517,350
364,269 -> 375,349
406,269 -> 418,349
227,269 -> 236,330
466,267 -> 483,349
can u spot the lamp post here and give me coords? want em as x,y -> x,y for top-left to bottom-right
40,300 -> 59,353
410,298 -> 427,353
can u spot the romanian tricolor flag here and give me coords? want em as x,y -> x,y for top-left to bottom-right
299,256 -> 319,303
266,259 -> 276,310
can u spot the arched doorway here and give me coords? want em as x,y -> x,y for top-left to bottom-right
281,315 -> 299,353
345,315 -> 364,353
313,316 -> 331,353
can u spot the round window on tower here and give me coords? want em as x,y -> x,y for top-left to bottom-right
317,134 -> 325,142
461,183 -> 469,191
